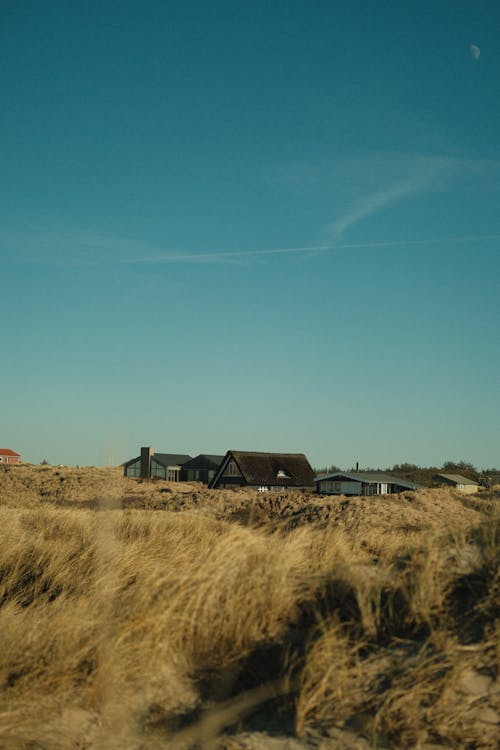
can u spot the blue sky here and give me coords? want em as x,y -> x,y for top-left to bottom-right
2,1 -> 499,469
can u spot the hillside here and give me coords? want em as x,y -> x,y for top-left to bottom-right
0,464 -> 498,749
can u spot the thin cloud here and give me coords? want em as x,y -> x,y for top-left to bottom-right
3,154 -> 498,267
112,156 -> 489,265
113,233 -> 500,265
328,176 -> 429,242
326,155 -> 462,243
3,232 -> 500,268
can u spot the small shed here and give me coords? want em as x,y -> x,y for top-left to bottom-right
315,471 -> 418,496
208,450 -> 315,491
0,449 -> 20,465
433,473 -> 479,494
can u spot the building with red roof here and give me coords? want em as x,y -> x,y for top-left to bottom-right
0,449 -> 21,464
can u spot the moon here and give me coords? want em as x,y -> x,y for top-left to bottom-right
470,44 -> 480,60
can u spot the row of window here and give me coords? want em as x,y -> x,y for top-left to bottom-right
126,460 -> 218,482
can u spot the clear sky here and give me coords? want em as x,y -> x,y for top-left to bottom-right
2,0 -> 499,469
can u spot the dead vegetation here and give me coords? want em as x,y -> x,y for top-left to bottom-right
0,464 -> 498,749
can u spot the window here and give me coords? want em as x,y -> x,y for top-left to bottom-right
276,469 -> 291,479
151,463 -> 166,479
126,459 -> 141,477
224,460 -> 240,477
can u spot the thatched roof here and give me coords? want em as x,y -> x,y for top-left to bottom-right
211,450 -> 315,488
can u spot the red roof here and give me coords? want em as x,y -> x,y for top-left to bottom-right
0,448 -> 20,457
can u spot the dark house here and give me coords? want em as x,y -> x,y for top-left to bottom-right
124,447 -> 192,481
315,471 -> 418,496
181,454 -> 224,484
208,450 -> 315,491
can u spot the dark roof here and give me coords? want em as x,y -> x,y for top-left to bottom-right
124,452 -> 192,468
0,448 -> 20,457
181,454 -> 224,469
123,455 -> 141,468
315,471 -> 418,489
434,473 -> 479,486
215,450 -> 315,487
153,453 -> 192,467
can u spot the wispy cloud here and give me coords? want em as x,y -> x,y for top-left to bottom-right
328,174 -> 431,242
105,233 -> 500,265
4,230 -> 500,268
326,153 -> 467,243
3,153 -> 499,267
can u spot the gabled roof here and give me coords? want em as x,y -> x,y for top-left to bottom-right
434,473 -> 479,486
315,471 -> 417,489
181,454 -> 224,468
201,454 -> 225,465
0,448 -> 20,457
210,450 -> 315,488
152,453 -> 192,467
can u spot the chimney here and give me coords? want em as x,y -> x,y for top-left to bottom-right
356,462 -> 359,472
140,447 -> 154,479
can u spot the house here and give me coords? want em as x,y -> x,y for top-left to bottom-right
181,454 -> 224,484
208,450 -> 315,491
124,447 -> 192,481
315,471 -> 418,496
0,448 -> 20,465
433,473 -> 479,494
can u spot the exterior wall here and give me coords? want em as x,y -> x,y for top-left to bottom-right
125,458 -> 181,481
317,479 -> 407,496
151,460 -> 181,481
0,455 -> 20,464
253,485 -> 311,492
217,482 -> 309,491
317,479 -> 363,495
217,476 -> 246,488
181,456 -> 223,484
215,459 -> 245,487
184,468 -> 217,483
457,484 -> 479,494
366,483 -> 389,495
436,477 -> 479,493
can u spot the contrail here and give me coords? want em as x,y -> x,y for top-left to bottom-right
6,232 -> 500,267
115,233 -> 500,265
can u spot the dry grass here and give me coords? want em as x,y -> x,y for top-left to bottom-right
0,464 -> 498,749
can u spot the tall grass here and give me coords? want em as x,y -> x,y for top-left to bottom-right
0,465 -> 498,748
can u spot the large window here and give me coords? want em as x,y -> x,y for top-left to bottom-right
151,462 -> 166,479
223,460 -> 240,477
126,459 -> 141,477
